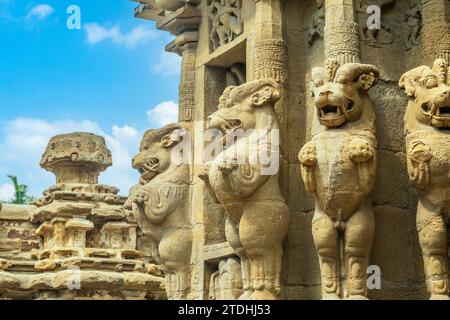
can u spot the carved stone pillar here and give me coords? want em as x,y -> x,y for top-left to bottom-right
253,0 -> 288,84
164,31 -> 198,125
178,39 -> 198,123
421,0 -> 450,64
253,0 -> 288,161
155,5 -> 201,124
324,0 -> 360,64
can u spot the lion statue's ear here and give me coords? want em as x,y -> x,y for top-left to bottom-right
399,73 -> 417,98
251,84 -> 280,107
161,129 -> 184,148
358,72 -> 377,90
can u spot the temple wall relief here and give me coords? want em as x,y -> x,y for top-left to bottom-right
400,58 -> 450,300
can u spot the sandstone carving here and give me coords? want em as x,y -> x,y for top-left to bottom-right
126,124 -> 192,300
308,0 -> 325,45
400,58 -> 450,300
356,0 -> 395,46
3,0 -> 450,301
226,63 -> 246,87
0,132 -> 165,300
199,79 -> 290,300
208,0 -> 243,50
209,257 -> 243,300
299,59 -> 379,299
403,1 -> 421,50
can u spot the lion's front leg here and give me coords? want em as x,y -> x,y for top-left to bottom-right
219,154 -> 270,199
348,137 -> 376,194
407,140 -> 432,190
298,141 -> 317,193
131,185 -> 185,224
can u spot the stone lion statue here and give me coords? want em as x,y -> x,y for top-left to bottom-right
199,79 -> 290,300
399,58 -> 450,300
298,59 -> 379,299
125,123 -> 192,300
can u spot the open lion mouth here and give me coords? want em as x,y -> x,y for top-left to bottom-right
319,101 -> 354,119
437,106 -> 450,117
137,158 -> 160,183
422,102 -> 450,118
217,119 -> 242,145
224,119 -> 242,131
320,105 -> 341,118
421,100 -> 450,128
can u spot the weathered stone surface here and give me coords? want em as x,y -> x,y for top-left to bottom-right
0,132 -> 164,300
400,58 -> 450,300
199,79 -> 290,300
126,123 -> 192,300
2,0 -> 450,301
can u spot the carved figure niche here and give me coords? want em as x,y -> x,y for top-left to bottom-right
208,0 -> 243,51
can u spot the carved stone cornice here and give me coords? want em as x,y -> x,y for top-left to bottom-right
166,31 -> 198,56
156,4 -> 201,36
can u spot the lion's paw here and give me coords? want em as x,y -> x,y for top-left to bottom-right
298,142 -> 317,167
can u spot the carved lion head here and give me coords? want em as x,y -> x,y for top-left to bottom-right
206,79 -> 281,134
399,58 -> 450,128
310,59 -> 379,128
132,123 -> 185,185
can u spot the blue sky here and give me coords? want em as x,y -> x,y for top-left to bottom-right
0,0 -> 181,200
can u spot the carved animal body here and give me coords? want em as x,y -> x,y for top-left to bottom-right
310,130 -> 377,222
126,124 -> 192,300
200,79 -> 289,300
400,59 -> 450,300
299,60 -> 379,299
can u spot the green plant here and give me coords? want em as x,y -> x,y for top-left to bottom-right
6,175 -> 34,204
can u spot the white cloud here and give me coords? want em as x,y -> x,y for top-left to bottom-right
26,4 -> 54,20
152,50 -> 181,77
84,23 -> 156,48
0,118 -> 141,197
112,125 -> 138,141
147,101 -> 179,127
0,183 -> 14,202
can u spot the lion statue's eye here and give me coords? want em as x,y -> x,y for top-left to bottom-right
424,76 -> 438,89
314,78 -> 324,87
336,74 -> 347,84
